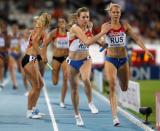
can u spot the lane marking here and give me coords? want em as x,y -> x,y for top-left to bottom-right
43,80 -> 59,131
47,63 -> 53,70
93,90 -> 154,131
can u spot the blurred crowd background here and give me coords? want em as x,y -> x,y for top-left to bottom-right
0,0 -> 160,40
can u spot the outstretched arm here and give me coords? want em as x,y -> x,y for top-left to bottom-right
71,22 -> 111,46
126,22 -> 153,59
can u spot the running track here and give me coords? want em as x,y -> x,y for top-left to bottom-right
0,71 -> 153,131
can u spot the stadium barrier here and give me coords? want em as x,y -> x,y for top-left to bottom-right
116,80 -> 141,113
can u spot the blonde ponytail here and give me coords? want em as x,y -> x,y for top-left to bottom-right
105,3 -> 121,13
35,12 -> 51,28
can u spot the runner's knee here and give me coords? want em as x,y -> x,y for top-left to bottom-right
71,86 -> 78,95
109,80 -> 116,90
81,76 -> 90,83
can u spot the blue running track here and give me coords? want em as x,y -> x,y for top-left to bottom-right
0,71 -> 150,131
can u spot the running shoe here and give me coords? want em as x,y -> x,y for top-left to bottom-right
75,113 -> 84,126
26,110 -> 42,119
88,102 -> 99,114
32,107 -> 45,116
24,91 -> 29,96
60,102 -> 66,108
13,85 -> 18,90
0,83 -> 4,89
113,116 -> 120,126
0,84 -> 3,91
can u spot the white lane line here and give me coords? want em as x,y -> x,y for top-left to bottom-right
47,63 -> 53,70
93,90 -> 154,131
43,80 -> 59,131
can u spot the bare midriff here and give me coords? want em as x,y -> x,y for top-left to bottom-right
26,47 -> 37,56
69,51 -> 89,60
106,47 -> 127,58
53,48 -> 69,57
